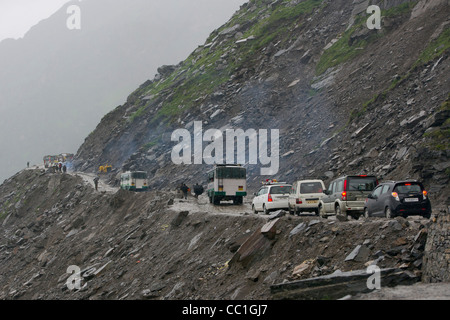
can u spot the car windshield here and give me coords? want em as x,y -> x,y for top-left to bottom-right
394,183 -> 422,194
270,185 -> 291,194
347,177 -> 377,191
300,182 -> 323,194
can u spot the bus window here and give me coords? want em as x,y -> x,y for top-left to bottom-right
216,167 -> 246,179
131,172 -> 147,179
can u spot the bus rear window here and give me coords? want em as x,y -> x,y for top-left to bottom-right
300,182 -> 323,194
216,167 -> 246,179
131,172 -> 147,179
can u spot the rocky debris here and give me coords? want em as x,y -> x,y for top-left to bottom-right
271,268 -> 419,300
422,210 -> 450,283
0,170 -> 446,300
345,245 -> 371,262
2,0 -> 450,300
350,281 -> 450,300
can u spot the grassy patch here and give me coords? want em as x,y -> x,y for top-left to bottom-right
129,105 -> 148,122
244,0 -> 324,51
415,26 -> 450,67
382,1 -> 417,17
422,97 -> 450,151
0,210 -> 7,221
142,140 -> 159,151
132,0 -> 327,123
316,2 -> 417,75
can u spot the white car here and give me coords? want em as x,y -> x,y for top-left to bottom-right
288,180 -> 326,215
252,182 -> 292,214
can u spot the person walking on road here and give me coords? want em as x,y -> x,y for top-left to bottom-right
193,183 -> 204,199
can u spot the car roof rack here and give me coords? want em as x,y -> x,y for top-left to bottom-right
262,179 -> 288,185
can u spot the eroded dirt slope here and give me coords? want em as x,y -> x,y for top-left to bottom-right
0,170 -> 435,300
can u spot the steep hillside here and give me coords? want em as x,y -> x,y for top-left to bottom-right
74,0 -> 449,208
0,169 -> 437,300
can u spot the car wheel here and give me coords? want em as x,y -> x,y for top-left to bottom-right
385,207 -> 393,219
364,208 -> 370,219
252,205 -> 258,214
263,205 -> 270,215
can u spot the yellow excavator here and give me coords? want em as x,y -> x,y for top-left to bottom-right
99,165 -> 112,173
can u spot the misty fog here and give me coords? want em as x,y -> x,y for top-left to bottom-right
0,0 -> 247,182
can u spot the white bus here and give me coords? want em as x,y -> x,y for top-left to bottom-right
207,164 -> 247,205
120,171 -> 149,191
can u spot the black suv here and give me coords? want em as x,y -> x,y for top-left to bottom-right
364,180 -> 432,219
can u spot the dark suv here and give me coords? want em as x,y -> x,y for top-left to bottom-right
364,180 -> 432,219
319,175 -> 378,219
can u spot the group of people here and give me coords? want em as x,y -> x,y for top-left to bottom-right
178,183 -> 204,200
48,162 -> 67,173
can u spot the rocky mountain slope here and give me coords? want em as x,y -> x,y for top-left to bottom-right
0,0 -> 449,302
74,0 -> 449,208
0,169 -> 442,300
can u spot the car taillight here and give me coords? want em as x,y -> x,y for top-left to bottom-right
296,198 -> 302,204
344,180 -> 348,191
392,192 -> 400,201
341,191 -> 347,201
268,194 -> 273,202
423,190 -> 428,199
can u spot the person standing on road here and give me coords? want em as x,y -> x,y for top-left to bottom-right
180,183 -> 189,200
94,176 -> 99,191
63,164 -> 67,173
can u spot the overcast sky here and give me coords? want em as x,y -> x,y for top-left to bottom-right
0,0 -> 72,41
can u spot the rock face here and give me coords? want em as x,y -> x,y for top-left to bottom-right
0,170 -> 445,300
73,0 -> 449,212
422,210 -> 450,283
